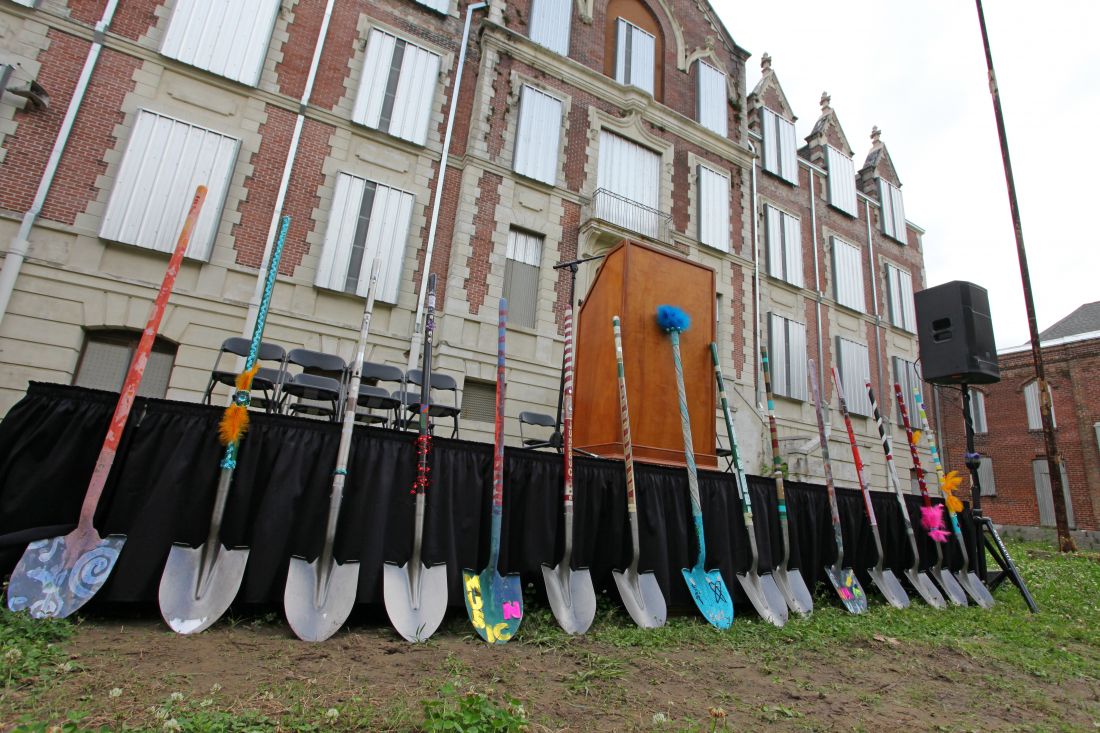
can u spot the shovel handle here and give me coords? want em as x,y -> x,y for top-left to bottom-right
832,367 -> 877,527
914,390 -> 970,566
894,384 -> 932,508
612,317 -> 636,513
710,343 -> 750,511
809,362 -> 846,565
488,299 -> 507,566
562,308 -> 574,509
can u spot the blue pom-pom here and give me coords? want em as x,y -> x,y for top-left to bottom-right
656,304 -> 691,333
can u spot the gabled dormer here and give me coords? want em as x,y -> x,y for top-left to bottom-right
747,53 -> 798,185
859,126 -> 907,243
803,93 -> 857,217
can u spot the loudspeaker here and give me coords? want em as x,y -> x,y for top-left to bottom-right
914,280 -> 1000,385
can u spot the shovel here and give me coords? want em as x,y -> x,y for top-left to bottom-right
7,186 -> 208,619
832,368 -> 910,609
158,215 -> 290,634
808,362 -> 867,614
657,306 -> 733,629
610,316 -> 666,629
541,305 -> 596,634
896,386 -> 972,607
384,273 -> 449,642
760,347 -> 815,616
913,390 -> 993,608
711,344 -> 787,627
462,299 -> 523,644
284,260 -> 381,641
867,384 -> 945,609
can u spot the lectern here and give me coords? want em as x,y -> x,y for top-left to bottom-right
573,240 -> 717,469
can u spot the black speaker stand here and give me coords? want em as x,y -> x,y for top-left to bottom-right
962,386 -> 1038,612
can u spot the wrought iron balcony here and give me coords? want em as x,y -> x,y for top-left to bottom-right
584,188 -> 672,243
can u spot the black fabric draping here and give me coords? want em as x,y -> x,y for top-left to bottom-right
0,383 -> 978,613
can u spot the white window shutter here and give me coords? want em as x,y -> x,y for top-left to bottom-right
529,0 -> 571,55
101,110 -> 238,261
614,19 -> 630,86
969,389 -> 988,433
696,165 -> 729,252
879,179 -> 907,241
788,319 -> 808,400
413,0 -> 449,13
891,185 -> 906,242
765,205 -> 783,279
826,146 -> 857,216
315,173 -> 364,294
596,131 -> 660,237
696,61 -> 727,137
388,43 -> 441,145
761,109 -> 778,175
353,30 -> 396,129
352,31 -> 440,145
778,116 -> 798,184
513,85 -> 563,185
1033,459 -> 1074,527
630,25 -> 656,95
9,0 -> 37,6
782,212 -> 803,288
504,229 -> 543,329
831,237 -> 864,312
1024,381 -> 1056,430
837,337 -> 871,415
160,0 -> 280,86
768,314 -> 788,396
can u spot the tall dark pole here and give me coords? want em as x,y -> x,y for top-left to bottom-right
975,0 -> 1075,552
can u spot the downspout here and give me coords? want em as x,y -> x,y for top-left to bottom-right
0,0 -> 121,327
859,191 -> 886,399
804,162 -> 826,405
746,140 -> 762,409
244,0 -> 336,335
407,1 -> 488,373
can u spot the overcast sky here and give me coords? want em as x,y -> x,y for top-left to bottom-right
712,1 -> 1100,348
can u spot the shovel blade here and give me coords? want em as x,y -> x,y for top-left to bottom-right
382,561 -> 449,643
462,568 -> 523,644
825,565 -> 868,614
773,566 -> 814,616
903,569 -> 946,609
284,556 -> 360,642
611,569 -> 666,629
736,572 -> 788,627
541,564 -> 596,635
158,542 -> 249,634
681,565 -> 734,629
930,566 -> 969,606
869,567 -> 910,609
7,534 -> 126,619
958,571 -> 995,608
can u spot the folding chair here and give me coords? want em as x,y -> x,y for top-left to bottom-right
403,369 -> 462,438
202,337 -> 286,412
278,348 -> 346,421
519,411 -> 558,450
356,362 -> 404,427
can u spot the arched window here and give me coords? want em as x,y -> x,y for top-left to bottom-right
604,0 -> 664,100
73,329 -> 178,399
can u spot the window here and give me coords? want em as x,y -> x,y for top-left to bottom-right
614,19 -> 655,94
767,313 -> 808,401
1024,380 -> 1056,430
968,388 -> 988,434
596,130 -> 661,237
315,173 -> 415,303
461,379 -> 497,422
831,237 -> 864,312
503,229 -> 542,329
879,178 -> 907,242
513,85 -> 562,185
412,0 -> 449,13
100,110 -> 238,261
1033,458 -> 1074,528
765,205 -> 803,287
977,455 -> 996,497
761,108 -> 797,184
696,61 -> 727,137
836,337 -> 871,416
885,263 -> 916,332
529,0 -> 571,55
73,330 -> 177,399
892,356 -> 922,427
160,0 -> 280,86
826,146 -> 857,216
353,29 -> 441,146
696,165 -> 730,252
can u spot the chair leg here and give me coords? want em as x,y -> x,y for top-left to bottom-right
202,378 -> 216,406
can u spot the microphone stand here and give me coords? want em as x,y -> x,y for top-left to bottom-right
550,254 -> 605,450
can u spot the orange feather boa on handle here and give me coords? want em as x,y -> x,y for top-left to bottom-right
218,364 -> 260,445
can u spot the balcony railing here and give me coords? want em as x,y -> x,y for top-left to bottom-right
586,188 -> 672,243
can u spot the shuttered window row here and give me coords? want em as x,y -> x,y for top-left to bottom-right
885,263 -> 916,332
528,0 -> 571,55
765,205 -> 803,288
879,178 -> 907,242
513,85 -> 563,185
503,229 -> 543,329
160,0 -> 281,86
831,237 -> 864,312
100,110 -> 238,262
315,172 -> 415,304
353,29 -> 441,146
768,313 -> 808,401
1024,380 -> 1056,430
696,61 -> 727,137
614,18 -> 656,95
697,165 -> 730,252
826,145 -> 857,216
761,108 -> 798,184
836,337 -> 871,416
892,356 -> 922,427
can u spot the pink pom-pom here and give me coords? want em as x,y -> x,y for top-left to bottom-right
928,528 -> 951,543
920,505 -> 945,531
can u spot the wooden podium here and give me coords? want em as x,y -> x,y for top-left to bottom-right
574,240 -> 717,469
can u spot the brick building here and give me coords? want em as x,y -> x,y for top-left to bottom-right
938,302 -> 1100,535
0,0 -> 933,486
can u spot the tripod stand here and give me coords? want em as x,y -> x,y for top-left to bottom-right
961,385 -> 1038,612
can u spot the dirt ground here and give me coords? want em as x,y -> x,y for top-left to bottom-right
5,605 -> 1099,732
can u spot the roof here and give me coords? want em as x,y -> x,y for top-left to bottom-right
1039,301 -> 1100,340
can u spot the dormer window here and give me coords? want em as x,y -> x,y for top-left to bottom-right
614,19 -> 655,95
879,178 -> 907,242
529,0 -> 571,56
825,145 -> 857,216
696,61 -> 727,137
761,108 -> 797,184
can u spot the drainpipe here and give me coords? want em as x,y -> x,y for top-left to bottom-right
858,191 -> 885,399
803,162 -> 827,405
244,0 -> 336,335
746,140 -> 763,409
406,1 -> 488,373
0,0 -> 121,328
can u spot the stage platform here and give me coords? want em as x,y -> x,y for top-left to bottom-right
0,383 -> 977,612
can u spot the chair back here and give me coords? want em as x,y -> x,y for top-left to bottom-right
362,362 -> 404,386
